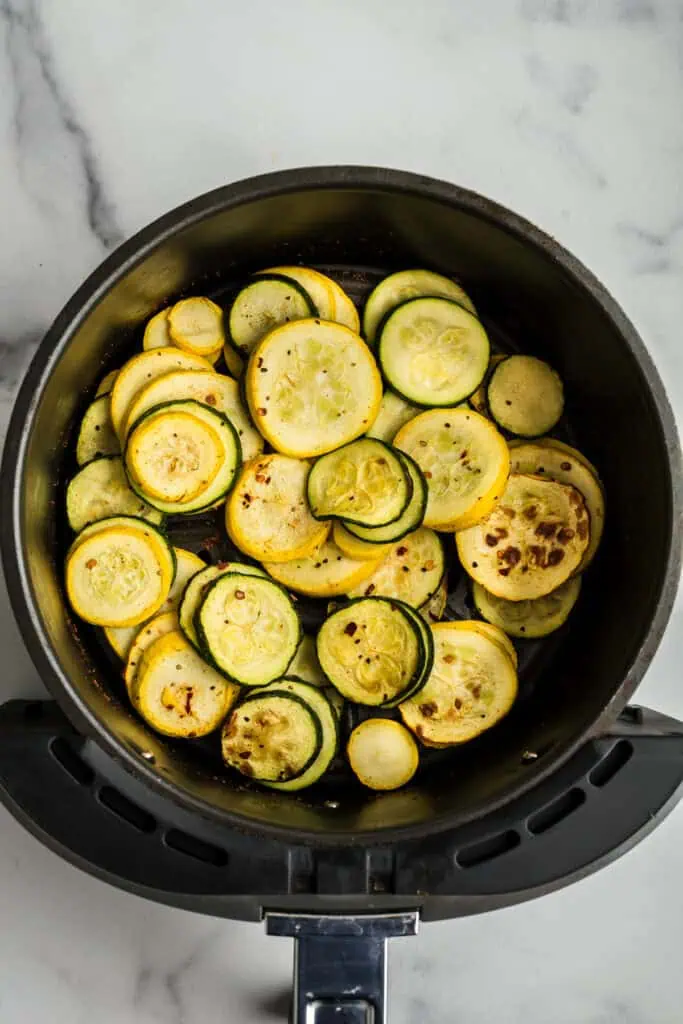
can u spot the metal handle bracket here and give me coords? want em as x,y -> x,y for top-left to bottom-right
266,911 -> 419,1023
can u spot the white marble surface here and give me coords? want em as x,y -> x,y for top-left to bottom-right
0,0 -> 682,1020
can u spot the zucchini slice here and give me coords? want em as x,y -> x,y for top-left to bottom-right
168,297 -> 225,358
66,524 -> 173,627
456,472 -> 590,600
419,575 -> 448,624
327,279 -> 360,333
332,522 -> 392,561
143,309 -> 173,351
179,561 -> 266,649
363,269 -> 476,346
469,353 -> 506,417
347,527 -> 445,609
222,689 -> 322,782
343,450 -> 427,544
257,266 -> 337,322
288,633 -> 327,687
487,355 -> 564,437
366,390 -> 420,443
125,400 -> 241,515
246,319 -> 382,458
400,622 -> 517,745
394,407 -> 509,530
260,678 -> 339,791
76,395 -> 120,466
122,369 -> 263,459
347,719 -> 418,791
95,369 -> 119,397
104,623 -> 139,660
316,597 -> 425,706
508,440 -> 604,571
473,577 -> 581,639
226,454 -> 330,563
127,408 -> 223,504
124,610 -> 179,698
135,630 -> 237,738
263,535 -> 381,598
451,618 -> 518,669
378,297 -> 489,407
530,437 -> 601,483
66,456 -> 163,532
110,348 -> 216,440
307,439 -> 411,528
228,275 -> 314,358
196,573 -> 300,686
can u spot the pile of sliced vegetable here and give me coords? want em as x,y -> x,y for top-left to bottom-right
64,267 -> 604,793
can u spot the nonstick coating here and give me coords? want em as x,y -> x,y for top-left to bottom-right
3,167 -> 681,845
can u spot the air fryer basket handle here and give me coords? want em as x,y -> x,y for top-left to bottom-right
265,912 -> 418,1023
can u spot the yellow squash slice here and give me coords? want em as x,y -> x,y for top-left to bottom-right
124,610 -> 178,699
66,524 -> 173,627
347,719 -> 418,791
347,527 -> 444,608
95,369 -> 119,397
419,575 -> 448,624
399,622 -> 518,745
127,409 -> 223,504
508,440 -> 604,571
110,347 -> 215,440
143,309 -> 173,350
227,454 -> 329,563
366,390 -> 421,443
264,536 -> 381,598
257,266 -> 337,321
327,279 -> 360,333
333,522 -> 392,562
135,630 -> 237,738
456,473 -> 590,601
66,456 -> 162,532
246,319 -> 382,458
122,368 -> 263,459
168,297 -> 225,358
448,618 -> 518,668
363,269 -> 476,346
394,407 -> 509,530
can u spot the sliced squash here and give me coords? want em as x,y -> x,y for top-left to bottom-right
394,407 -> 509,530
263,536 -> 381,598
317,597 -> 425,706
66,456 -> 163,532
143,309 -> 173,351
168,297 -> 225,358
246,319 -> 382,458
487,355 -> 564,437
76,395 -> 120,466
307,439 -> 411,528
326,278 -> 360,333
125,400 -> 241,515
363,269 -> 476,346
122,368 -> 263,459
135,630 -> 237,738
124,610 -> 179,698
469,353 -> 506,417
419,575 -> 448,624
66,523 -> 173,627
179,561 -> 266,649
456,473 -> 590,600
127,408 -> 223,504
260,679 -> 339,792
508,440 -> 604,570
399,622 -> 518,745
366,390 -> 421,443
95,369 -> 119,397
222,689 -> 322,782
332,522 -> 392,562
226,454 -> 329,563
229,275 -> 314,357
448,618 -> 518,669
347,527 -> 444,608
473,577 -> 582,639
343,450 -> 427,544
110,347 -> 215,440
347,719 -> 418,791
196,573 -> 300,686
257,266 -> 336,321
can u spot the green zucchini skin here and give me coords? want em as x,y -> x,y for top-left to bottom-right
223,688 -> 323,783
344,451 -> 427,544
227,273 -> 316,359
307,438 -> 413,528
261,678 -> 340,792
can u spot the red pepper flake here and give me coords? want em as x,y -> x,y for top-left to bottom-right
396,546 -> 408,556
257,357 -> 263,368
424,471 -> 432,479
184,688 -> 194,715
257,408 -> 267,416
235,590 -> 246,600
443,654 -> 455,664
364,584 -> 376,596
204,393 -> 217,406
561,461 -> 572,471
85,558 -> 97,569
344,622 -> 358,636
454,697 -> 463,710
239,750 -> 252,759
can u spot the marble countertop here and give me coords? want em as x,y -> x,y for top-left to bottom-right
1,1 -> 682,1021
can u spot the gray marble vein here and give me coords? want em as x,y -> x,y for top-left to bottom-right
0,0 -> 122,250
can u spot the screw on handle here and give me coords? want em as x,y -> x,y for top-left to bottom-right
265,912 -> 419,1023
